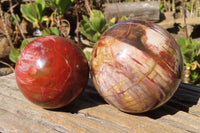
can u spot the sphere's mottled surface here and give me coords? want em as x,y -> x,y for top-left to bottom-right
15,35 -> 89,109
90,20 -> 183,113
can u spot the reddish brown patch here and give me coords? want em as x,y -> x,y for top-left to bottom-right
153,55 -> 176,80
97,41 -> 106,47
129,56 -> 143,66
159,50 -> 175,70
93,48 -> 98,58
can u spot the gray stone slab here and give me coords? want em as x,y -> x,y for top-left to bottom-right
104,1 -> 160,22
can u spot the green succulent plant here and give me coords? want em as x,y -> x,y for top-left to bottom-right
177,37 -> 200,84
46,0 -> 74,16
9,14 -> 21,30
20,0 -> 46,28
79,10 -> 108,45
9,40 -> 30,63
80,9 -> 128,46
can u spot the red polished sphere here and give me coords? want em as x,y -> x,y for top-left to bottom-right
90,20 -> 183,113
15,35 -> 89,109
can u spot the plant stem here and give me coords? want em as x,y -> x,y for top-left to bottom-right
0,26 -> 6,35
29,0 -> 50,34
29,0 -> 39,24
89,0 -> 93,10
0,60 -> 15,73
115,3 -> 121,21
172,0 -> 175,13
106,0 -> 111,20
84,0 -> 91,14
74,1 -> 80,47
0,0 -> 14,48
9,0 -> 26,40
181,0 -> 189,39
190,0 -> 193,16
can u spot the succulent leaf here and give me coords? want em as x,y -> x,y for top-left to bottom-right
90,10 -> 106,32
9,48 -> 20,63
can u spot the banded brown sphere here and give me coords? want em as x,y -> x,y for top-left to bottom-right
90,20 -> 183,113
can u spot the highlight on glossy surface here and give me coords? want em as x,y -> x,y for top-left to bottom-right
15,35 -> 89,109
90,20 -> 183,113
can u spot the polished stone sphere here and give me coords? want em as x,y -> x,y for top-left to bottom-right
15,35 -> 89,109
90,20 -> 183,113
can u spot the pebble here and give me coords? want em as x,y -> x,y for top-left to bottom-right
0,37 -> 11,58
0,67 -> 13,76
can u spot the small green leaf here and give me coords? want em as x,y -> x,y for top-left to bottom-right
107,17 -> 116,27
177,37 -> 187,47
84,51 -> 91,61
187,3 -> 192,12
93,32 -> 100,42
47,0 -> 73,15
159,2 -> 165,13
109,17 -> 116,24
82,15 -> 96,31
79,27 -> 95,42
15,14 -> 21,23
20,0 -> 45,28
79,10 -> 112,45
101,25 -> 109,33
9,15 -> 15,24
34,0 -> 46,20
80,17 -> 97,42
42,27 -> 60,36
21,4 -> 37,23
58,0 -> 74,15
46,0 -> 56,12
89,42 -> 95,46
190,70 -> 199,84
36,0 -> 45,11
20,40 -> 30,51
9,48 -> 20,63
196,54 -> 200,64
196,42 -> 200,51
90,10 -> 106,32
177,37 -> 199,64
41,16 -> 49,22
9,15 -> 21,29
82,15 -> 90,22
120,16 -> 128,22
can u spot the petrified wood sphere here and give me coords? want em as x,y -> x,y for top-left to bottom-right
15,36 -> 89,109
90,20 -> 183,113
